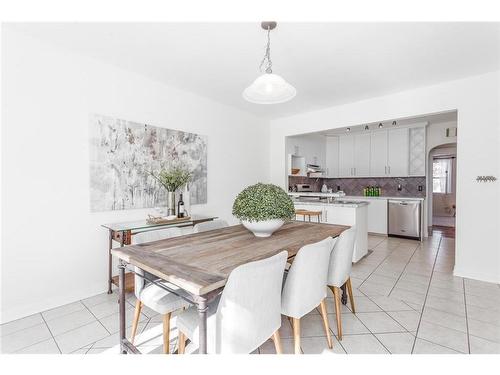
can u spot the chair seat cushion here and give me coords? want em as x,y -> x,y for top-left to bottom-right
139,282 -> 191,315
176,296 -> 220,353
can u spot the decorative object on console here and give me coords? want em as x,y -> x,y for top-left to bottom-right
150,165 -> 192,216
146,214 -> 191,225
232,183 -> 295,237
89,114 -> 207,212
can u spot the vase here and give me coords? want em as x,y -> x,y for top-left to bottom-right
241,219 -> 285,238
167,191 -> 176,216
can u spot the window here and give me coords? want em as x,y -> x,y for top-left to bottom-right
433,158 -> 453,193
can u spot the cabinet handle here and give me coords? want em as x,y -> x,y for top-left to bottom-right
354,167 -> 356,176
385,166 -> 387,174
388,166 -> 391,174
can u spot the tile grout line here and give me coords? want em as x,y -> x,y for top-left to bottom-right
462,279 -> 471,354
387,243 -> 422,297
39,313 -> 62,354
82,300 -> 113,335
410,236 -> 442,354
358,241 -> 403,287
362,294 -> 420,337
331,287 -> 394,354
415,336 -> 462,354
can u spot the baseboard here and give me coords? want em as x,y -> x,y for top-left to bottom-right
453,266 -> 500,284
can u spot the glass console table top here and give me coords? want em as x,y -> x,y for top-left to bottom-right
102,215 -> 217,232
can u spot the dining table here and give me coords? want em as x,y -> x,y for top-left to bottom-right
102,215 -> 217,294
111,220 -> 349,354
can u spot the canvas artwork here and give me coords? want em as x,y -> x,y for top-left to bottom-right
89,114 -> 207,212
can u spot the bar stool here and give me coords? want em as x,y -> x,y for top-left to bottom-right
295,209 -> 322,222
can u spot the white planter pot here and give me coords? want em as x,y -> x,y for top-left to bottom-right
241,219 -> 285,238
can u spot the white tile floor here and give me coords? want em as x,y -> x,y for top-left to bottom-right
2,232 -> 500,354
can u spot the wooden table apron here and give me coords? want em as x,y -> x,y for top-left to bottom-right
111,221 -> 349,354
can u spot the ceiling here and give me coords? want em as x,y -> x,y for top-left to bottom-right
7,23 -> 500,119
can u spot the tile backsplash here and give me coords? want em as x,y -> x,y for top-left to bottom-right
289,176 -> 426,198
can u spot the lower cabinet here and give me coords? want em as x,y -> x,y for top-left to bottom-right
346,198 -> 388,235
294,203 -> 368,262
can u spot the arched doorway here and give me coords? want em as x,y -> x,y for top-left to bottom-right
428,143 -> 457,237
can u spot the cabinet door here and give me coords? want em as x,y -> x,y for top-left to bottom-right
325,136 -> 339,177
387,128 -> 409,176
353,133 -> 371,177
338,135 -> 354,177
370,130 -> 388,177
409,127 -> 426,176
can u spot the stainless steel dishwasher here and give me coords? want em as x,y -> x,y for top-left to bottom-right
388,199 -> 422,240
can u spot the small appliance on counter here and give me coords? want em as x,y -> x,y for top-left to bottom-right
296,184 -> 314,192
306,164 -> 324,177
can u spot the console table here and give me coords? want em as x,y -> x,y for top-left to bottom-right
102,215 -> 217,294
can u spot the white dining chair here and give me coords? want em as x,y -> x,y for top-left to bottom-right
130,227 -> 191,354
176,251 -> 288,354
281,237 -> 336,354
326,226 -> 357,340
192,219 -> 228,233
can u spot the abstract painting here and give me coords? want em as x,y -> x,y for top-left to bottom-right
89,114 -> 207,212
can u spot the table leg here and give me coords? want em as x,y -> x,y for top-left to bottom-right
107,230 -> 113,294
118,260 -> 127,354
197,297 -> 208,354
341,283 -> 348,305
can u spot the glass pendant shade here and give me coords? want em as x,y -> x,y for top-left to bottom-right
242,73 -> 297,104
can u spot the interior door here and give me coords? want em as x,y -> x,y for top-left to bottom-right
353,133 -> 371,177
338,135 -> 354,177
370,130 -> 388,177
387,128 -> 409,176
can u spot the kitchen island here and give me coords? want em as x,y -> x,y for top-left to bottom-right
292,197 -> 369,262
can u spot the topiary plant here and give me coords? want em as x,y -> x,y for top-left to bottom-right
232,183 -> 295,222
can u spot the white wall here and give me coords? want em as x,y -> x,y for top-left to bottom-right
1,29 -> 270,323
270,71 -> 500,284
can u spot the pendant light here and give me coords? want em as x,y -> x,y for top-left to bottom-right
243,21 -> 296,104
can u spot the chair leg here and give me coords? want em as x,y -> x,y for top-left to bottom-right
130,300 -> 143,344
163,312 -> 171,354
271,330 -> 283,354
331,285 -> 343,340
292,317 -> 301,354
319,298 -> 333,349
178,331 -> 186,354
346,277 -> 356,314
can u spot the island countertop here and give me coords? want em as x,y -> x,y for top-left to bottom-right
292,199 -> 369,208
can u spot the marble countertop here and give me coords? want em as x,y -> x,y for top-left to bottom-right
288,192 -> 424,201
292,199 -> 369,208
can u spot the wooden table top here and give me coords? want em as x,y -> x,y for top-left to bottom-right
111,221 -> 349,296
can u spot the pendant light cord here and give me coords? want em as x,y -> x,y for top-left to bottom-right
259,26 -> 273,74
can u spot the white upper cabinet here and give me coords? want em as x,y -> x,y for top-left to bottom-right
387,128 -> 409,176
369,130 -> 388,177
291,124 -> 425,179
339,135 -> 355,177
353,133 -> 371,177
325,136 -> 339,177
409,127 -> 426,176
